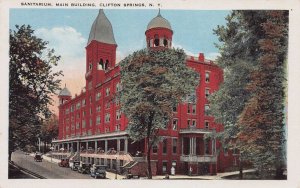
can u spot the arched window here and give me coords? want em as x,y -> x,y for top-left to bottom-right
154,34 -> 159,47
105,60 -> 109,70
98,59 -> 103,70
163,36 -> 168,47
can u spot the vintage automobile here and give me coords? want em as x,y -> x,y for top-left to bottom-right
77,162 -> 91,174
58,158 -> 69,167
34,153 -> 43,162
90,164 -> 106,179
70,161 -> 80,171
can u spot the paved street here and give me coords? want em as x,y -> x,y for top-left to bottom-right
11,151 -> 93,179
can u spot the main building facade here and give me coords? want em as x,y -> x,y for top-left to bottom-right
52,9 -> 237,176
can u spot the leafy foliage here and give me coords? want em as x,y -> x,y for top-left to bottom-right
9,25 -> 62,159
120,48 -> 199,178
209,11 -> 288,178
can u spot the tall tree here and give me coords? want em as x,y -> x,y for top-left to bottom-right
238,11 -> 288,179
120,48 -> 199,179
209,10 -> 288,179
9,25 -> 62,160
40,114 -> 59,151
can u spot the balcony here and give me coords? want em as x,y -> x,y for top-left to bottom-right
179,127 -> 214,134
180,155 -> 217,163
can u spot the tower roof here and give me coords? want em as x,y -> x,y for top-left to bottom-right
59,85 -> 71,97
146,10 -> 172,31
87,9 -> 117,46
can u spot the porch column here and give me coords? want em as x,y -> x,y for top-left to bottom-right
86,142 -> 88,150
95,140 -> 98,151
77,141 -> 79,153
193,137 -> 197,155
124,138 -> 128,153
105,140 -> 108,152
181,138 -> 184,155
189,137 -> 192,155
117,139 -> 120,152
67,143 -> 70,151
71,142 -> 74,152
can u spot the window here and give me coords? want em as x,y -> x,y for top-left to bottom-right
163,37 -> 168,47
96,92 -> 101,101
152,145 -> 158,154
96,105 -> 101,112
116,98 -> 120,106
76,102 -> 81,109
98,59 -> 103,70
89,107 -> 92,115
173,105 -> 177,112
89,119 -> 92,127
116,82 -> 122,92
82,99 -> 86,106
205,121 -> 209,129
105,127 -> 110,133
205,72 -> 210,83
162,162 -> 168,173
187,103 -> 191,113
192,104 -> 196,114
105,88 -> 110,96
172,138 -> 177,154
187,119 -> 191,127
82,120 -> 86,128
76,122 -> 80,129
172,119 -> 178,130
89,95 -> 92,103
89,63 -> 92,70
205,105 -> 210,116
154,35 -> 159,47
105,113 -> 110,123
88,81 -> 92,90
116,110 -> 121,120
205,88 -> 210,98
205,140 -> 210,154
115,124 -> 120,131
192,120 -> 196,128
82,111 -> 86,117
163,139 -> 167,154
96,116 -> 101,125
105,102 -> 110,109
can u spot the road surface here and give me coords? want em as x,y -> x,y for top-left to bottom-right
11,151 -> 93,179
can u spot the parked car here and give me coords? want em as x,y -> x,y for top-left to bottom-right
58,158 -> 69,167
34,153 -> 43,162
70,161 -> 80,171
90,164 -> 106,179
77,162 -> 91,174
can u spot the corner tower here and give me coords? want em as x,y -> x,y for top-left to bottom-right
85,9 -> 117,86
145,10 -> 173,49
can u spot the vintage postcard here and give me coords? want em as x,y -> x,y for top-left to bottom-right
1,0 -> 300,188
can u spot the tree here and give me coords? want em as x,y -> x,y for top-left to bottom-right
40,114 -> 59,152
209,10 -> 288,179
9,25 -> 62,161
238,11 -> 288,179
120,48 -> 199,179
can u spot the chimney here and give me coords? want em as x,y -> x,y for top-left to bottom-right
198,53 -> 204,62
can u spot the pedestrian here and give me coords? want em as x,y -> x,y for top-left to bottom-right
189,166 -> 193,176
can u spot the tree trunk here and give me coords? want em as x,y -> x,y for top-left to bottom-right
9,150 -> 12,161
239,158 -> 243,179
147,136 -> 152,179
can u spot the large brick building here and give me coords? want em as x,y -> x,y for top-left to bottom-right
52,9 -> 237,176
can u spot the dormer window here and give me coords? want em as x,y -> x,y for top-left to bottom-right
154,34 -> 159,47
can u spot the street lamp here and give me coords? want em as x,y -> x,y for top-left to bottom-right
115,156 -> 117,180
50,146 -> 54,163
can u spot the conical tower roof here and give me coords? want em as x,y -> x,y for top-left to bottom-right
87,9 -> 117,46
